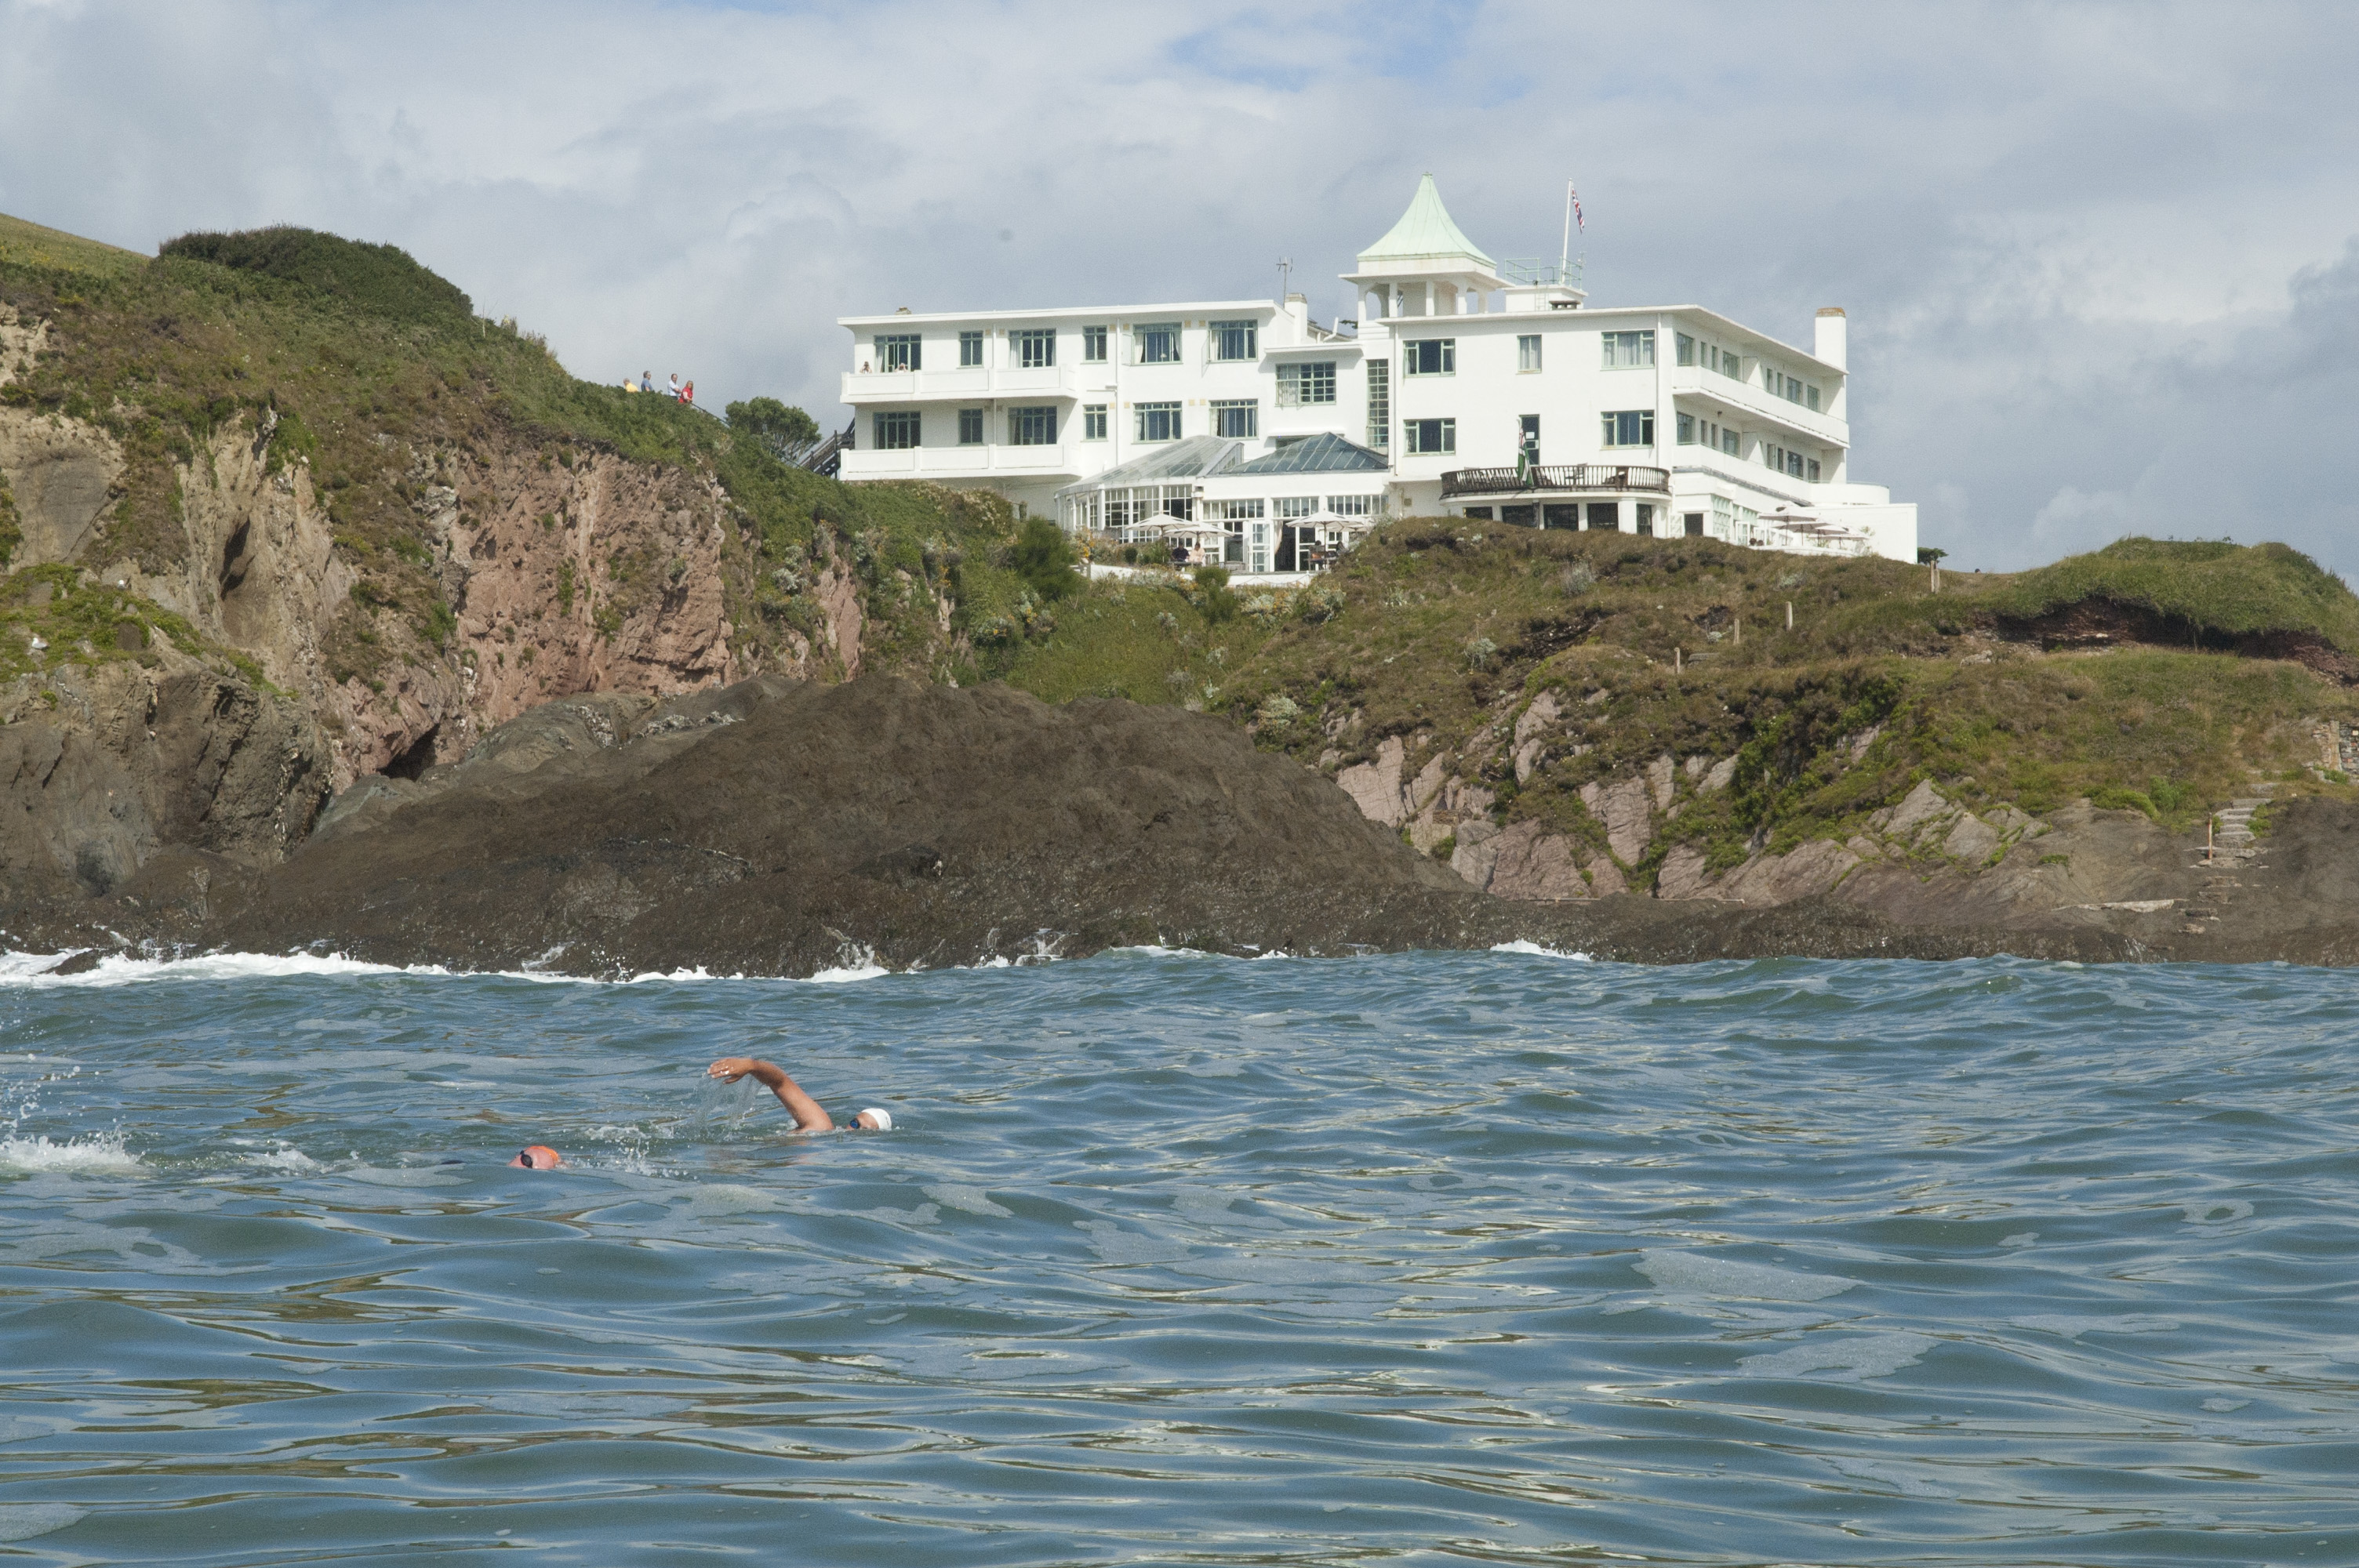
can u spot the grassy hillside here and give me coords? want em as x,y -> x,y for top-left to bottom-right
990,528 -> 2359,869
7,209 -> 2347,873
0,216 -> 1016,687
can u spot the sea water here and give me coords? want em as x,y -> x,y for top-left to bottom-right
0,947 -> 2354,1566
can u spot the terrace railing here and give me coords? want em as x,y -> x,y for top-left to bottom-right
1439,463 -> 1670,499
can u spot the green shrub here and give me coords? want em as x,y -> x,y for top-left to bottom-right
159,226 -> 472,324
1011,517 -> 1080,602
1194,564 -> 1240,624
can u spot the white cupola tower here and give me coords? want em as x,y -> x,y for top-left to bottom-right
1344,174 -> 1507,321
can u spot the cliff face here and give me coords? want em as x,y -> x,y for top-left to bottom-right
0,234 -> 1000,918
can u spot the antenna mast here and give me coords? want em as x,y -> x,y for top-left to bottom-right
1277,257 -> 1293,303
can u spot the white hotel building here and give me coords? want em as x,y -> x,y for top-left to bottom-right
837,177 -> 1916,572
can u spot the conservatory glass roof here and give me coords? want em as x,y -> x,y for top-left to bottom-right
1231,433 -> 1390,475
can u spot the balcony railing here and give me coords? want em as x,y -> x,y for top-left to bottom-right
1440,463 -> 1670,499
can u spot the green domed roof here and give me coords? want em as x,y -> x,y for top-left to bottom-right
1357,175 -> 1495,270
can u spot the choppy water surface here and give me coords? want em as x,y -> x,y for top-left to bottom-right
1,948 -> 2355,1566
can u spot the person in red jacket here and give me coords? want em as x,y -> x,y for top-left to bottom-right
707,1057 -> 892,1131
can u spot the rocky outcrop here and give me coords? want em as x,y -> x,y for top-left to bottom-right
33,677 -> 1516,975
0,649 -> 323,911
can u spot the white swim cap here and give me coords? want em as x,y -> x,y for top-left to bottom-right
858,1107 -> 893,1131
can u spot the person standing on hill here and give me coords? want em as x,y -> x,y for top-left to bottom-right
669,372 -> 682,400
707,1057 -> 892,1132
641,371 -> 655,393
682,379 -> 694,406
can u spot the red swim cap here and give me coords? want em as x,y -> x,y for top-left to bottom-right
511,1145 -> 562,1170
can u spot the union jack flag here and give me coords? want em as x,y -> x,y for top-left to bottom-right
1572,187 -> 1585,232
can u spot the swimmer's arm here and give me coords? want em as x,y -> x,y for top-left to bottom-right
707,1057 -> 834,1131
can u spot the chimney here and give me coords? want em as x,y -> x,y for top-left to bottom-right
1815,307 -> 1847,369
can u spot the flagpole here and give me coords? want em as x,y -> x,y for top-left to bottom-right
1561,180 -> 1574,281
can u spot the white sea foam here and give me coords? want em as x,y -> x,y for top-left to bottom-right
0,1132 -> 143,1174
1741,1332 -> 1935,1381
1636,1250 -> 1859,1301
804,953 -> 891,983
681,1183 -> 784,1216
1490,940 -> 1594,960
1824,1454 -> 1957,1495
2181,1199 -> 2254,1224
2012,1313 -> 2183,1339
0,1504 -> 84,1542
925,1183 -> 1012,1218
0,949 -> 453,989
343,1163 -> 464,1188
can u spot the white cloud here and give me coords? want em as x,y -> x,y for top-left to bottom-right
2,0 -> 2356,571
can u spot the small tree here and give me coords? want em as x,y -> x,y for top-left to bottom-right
725,397 -> 821,463
1194,564 -> 1240,625
1011,517 -> 1081,602
1916,546 -> 1949,565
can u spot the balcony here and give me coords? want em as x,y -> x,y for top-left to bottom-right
1441,463 -> 1670,499
841,364 -> 1081,405
839,444 -> 1078,482
1670,368 -> 1846,442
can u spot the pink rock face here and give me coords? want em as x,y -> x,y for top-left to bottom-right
1487,821 -> 1587,900
1717,838 -> 1861,905
1336,735 -> 1409,826
1656,844 -> 1718,900
1580,775 -> 1654,866
1645,754 -> 1677,812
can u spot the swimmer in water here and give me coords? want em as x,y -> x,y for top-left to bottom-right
510,1145 -> 563,1169
707,1057 -> 893,1131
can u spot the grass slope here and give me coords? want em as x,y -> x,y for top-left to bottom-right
990,527 -> 2359,870
0,215 -> 1014,687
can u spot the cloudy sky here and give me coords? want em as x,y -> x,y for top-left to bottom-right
3,0 -> 2354,572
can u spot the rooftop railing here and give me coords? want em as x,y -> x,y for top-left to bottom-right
1440,463 -> 1670,499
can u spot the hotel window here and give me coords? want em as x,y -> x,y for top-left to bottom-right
1807,385 -> 1822,412
1518,414 -> 1539,459
1276,361 -> 1336,406
1276,497 -> 1318,521
1009,405 -> 1056,445
1015,328 -> 1056,368
1676,332 -> 1695,366
874,333 -> 920,372
959,331 -> 984,368
873,411 -> 920,449
1328,495 -> 1379,517
1212,398 -> 1258,438
1405,417 -> 1456,455
1721,426 -> 1739,456
1404,339 -> 1454,376
1518,334 -> 1543,372
958,408 -> 984,445
1365,359 -> 1389,448
1807,457 -> 1823,482
1602,330 -> 1655,368
1082,325 -> 1108,362
1677,412 -> 1696,445
1136,401 -> 1182,442
1082,404 -> 1107,441
1601,409 -> 1655,448
1718,347 -> 1743,381
1786,449 -> 1806,478
1211,319 -> 1257,361
1136,322 -> 1181,365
